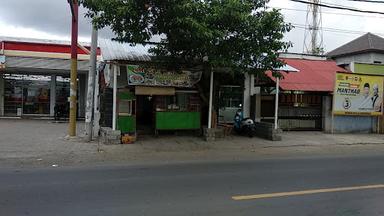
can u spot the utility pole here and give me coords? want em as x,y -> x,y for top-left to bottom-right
68,0 -> 78,136
85,27 -> 98,141
303,0 -> 324,54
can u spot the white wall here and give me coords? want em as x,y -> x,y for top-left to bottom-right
335,52 -> 384,66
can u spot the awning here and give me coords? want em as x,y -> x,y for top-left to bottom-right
135,86 -> 175,95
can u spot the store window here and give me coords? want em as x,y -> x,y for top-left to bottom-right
155,92 -> 200,112
3,74 -> 23,115
218,86 -> 242,108
55,76 -> 70,117
4,74 -> 51,115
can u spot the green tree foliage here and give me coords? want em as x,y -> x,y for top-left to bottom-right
81,0 -> 292,74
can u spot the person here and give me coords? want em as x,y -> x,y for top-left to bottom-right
234,108 -> 243,131
371,83 -> 382,112
357,83 -> 372,110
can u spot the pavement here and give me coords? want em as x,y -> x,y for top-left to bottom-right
1,119 -> 384,168
2,155 -> 384,216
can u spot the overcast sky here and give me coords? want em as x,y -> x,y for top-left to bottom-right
0,0 -> 383,53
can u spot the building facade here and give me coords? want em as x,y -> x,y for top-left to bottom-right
327,33 -> 384,133
98,39 -> 203,142
0,37 -> 99,118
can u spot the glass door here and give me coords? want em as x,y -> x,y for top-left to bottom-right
3,74 -> 23,116
22,76 -> 51,115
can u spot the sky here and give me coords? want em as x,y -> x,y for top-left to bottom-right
0,0 -> 383,53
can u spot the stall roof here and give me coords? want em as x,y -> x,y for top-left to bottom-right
99,39 -> 154,62
266,58 -> 349,92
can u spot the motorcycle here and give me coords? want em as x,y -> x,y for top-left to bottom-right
234,109 -> 256,138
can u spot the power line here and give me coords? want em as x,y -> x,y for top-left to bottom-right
292,23 -> 384,36
273,7 -> 384,19
290,0 -> 384,15
343,0 -> 384,3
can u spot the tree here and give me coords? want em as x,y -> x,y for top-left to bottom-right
81,0 -> 292,74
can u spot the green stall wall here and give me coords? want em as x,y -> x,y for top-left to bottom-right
117,91 -> 136,133
156,112 -> 201,130
117,115 -> 136,133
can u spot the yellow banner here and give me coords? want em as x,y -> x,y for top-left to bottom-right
333,73 -> 384,116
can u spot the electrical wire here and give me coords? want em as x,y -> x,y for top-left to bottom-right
291,23 -> 384,36
273,7 -> 384,19
343,0 -> 384,3
290,0 -> 384,15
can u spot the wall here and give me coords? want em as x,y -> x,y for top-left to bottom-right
353,63 -> 384,75
322,95 -> 332,132
334,52 -> 384,66
323,95 -> 377,133
328,58 -> 384,133
333,116 -> 376,133
335,53 -> 375,66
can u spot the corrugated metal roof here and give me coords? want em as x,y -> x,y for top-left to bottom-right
5,56 -> 90,71
99,39 -> 153,62
266,58 -> 349,92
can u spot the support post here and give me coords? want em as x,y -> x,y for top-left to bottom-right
208,70 -> 214,129
112,65 -> 118,130
243,73 -> 251,118
93,63 -> 100,137
85,27 -> 98,141
274,77 -> 279,130
68,0 -> 78,136
50,75 -> 56,117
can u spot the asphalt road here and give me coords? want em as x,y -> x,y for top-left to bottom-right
2,155 -> 384,216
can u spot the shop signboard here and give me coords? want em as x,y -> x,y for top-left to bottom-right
0,55 -> 5,70
333,72 -> 384,116
126,65 -> 201,88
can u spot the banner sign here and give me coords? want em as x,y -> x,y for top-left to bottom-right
333,72 -> 384,116
126,65 -> 202,88
0,55 -> 5,70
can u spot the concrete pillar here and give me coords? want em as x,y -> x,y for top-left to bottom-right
50,75 -> 56,117
93,65 -> 100,137
255,87 -> 261,122
78,74 -> 87,118
243,73 -> 251,118
0,74 -> 4,116
322,95 -> 333,133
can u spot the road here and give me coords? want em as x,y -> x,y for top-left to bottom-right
1,155 -> 384,216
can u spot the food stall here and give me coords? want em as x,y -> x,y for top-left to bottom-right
115,64 -> 202,140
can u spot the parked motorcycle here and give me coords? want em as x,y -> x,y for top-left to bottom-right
234,109 -> 256,138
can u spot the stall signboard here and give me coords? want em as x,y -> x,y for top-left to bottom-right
0,55 -> 5,70
333,72 -> 384,116
126,65 -> 201,88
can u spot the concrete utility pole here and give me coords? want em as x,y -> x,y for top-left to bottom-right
208,71 -> 214,129
274,77 -> 280,130
85,27 -> 98,141
112,65 -> 118,130
68,0 -> 78,136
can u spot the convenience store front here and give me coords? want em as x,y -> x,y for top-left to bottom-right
0,37 -> 95,118
2,74 -> 70,116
